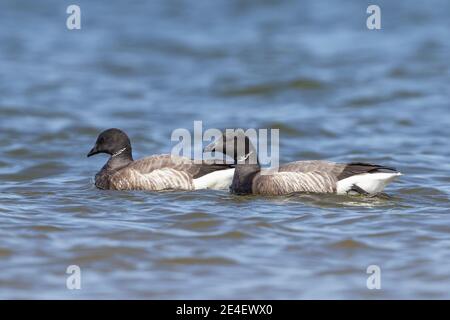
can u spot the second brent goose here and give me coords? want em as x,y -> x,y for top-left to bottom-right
87,128 -> 235,191
204,131 -> 402,196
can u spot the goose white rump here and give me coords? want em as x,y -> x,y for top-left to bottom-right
336,172 -> 402,195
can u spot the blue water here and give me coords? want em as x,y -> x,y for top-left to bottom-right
0,0 -> 449,299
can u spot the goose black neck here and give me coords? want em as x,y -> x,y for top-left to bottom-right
106,148 -> 133,170
231,163 -> 260,194
231,140 -> 260,195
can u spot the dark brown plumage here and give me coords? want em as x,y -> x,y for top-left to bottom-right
336,162 -> 398,180
204,131 -> 401,196
88,128 -> 233,191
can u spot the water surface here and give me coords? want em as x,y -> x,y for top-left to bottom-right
0,0 -> 450,299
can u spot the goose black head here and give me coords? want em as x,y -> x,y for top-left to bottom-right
204,130 -> 256,164
87,128 -> 132,158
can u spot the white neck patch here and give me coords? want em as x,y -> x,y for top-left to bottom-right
112,147 -> 126,158
238,151 -> 253,163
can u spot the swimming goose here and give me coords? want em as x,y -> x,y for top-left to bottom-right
204,131 -> 402,196
87,128 -> 235,191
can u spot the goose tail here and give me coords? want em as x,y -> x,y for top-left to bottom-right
336,163 -> 402,195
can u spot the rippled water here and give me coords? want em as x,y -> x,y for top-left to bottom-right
1,0 -> 450,299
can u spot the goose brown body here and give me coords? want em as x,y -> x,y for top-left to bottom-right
244,161 -> 396,195
204,131 -> 401,196
95,154 -> 232,191
88,129 -> 233,191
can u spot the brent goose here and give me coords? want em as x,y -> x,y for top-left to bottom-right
87,128 -> 235,191
204,131 -> 402,196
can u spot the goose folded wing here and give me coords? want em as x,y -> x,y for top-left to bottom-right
278,160 -> 346,177
336,162 -> 399,180
127,154 -> 192,173
128,154 -> 232,179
